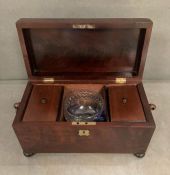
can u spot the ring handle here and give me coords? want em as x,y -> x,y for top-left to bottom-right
149,103 -> 156,111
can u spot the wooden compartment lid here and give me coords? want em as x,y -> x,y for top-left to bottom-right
16,18 -> 152,81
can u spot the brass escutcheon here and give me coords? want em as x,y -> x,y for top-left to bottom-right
78,130 -> 90,136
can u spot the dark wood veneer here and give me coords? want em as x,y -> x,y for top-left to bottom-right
108,85 -> 146,122
13,18 -> 155,156
16,18 -> 152,81
23,85 -> 63,122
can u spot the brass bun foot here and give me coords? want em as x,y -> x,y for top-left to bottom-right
134,153 -> 145,158
23,152 -> 35,157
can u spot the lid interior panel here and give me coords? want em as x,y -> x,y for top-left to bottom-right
22,27 -> 146,77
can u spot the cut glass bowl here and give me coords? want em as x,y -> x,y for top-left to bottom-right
64,90 -> 104,122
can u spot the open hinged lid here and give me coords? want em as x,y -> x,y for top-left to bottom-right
16,18 -> 152,82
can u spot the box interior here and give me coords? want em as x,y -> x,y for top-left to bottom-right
22,83 -> 146,123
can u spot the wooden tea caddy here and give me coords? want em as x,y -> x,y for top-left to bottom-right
13,18 -> 156,158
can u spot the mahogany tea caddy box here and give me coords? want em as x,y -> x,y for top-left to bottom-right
13,18 -> 156,158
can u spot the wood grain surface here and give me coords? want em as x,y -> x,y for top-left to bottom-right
13,19 -> 155,154
16,18 -> 152,81
23,85 -> 63,121
108,85 -> 146,122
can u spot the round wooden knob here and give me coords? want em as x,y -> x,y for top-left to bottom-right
122,98 -> 127,104
40,98 -> 47,104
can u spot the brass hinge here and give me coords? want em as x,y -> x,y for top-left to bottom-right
72,24 -> 95,29
115,78 -> 126,84
43,78 -> 55,83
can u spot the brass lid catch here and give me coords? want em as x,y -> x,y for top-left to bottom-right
72,122 -> 96,125
115,78 -> 126,84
